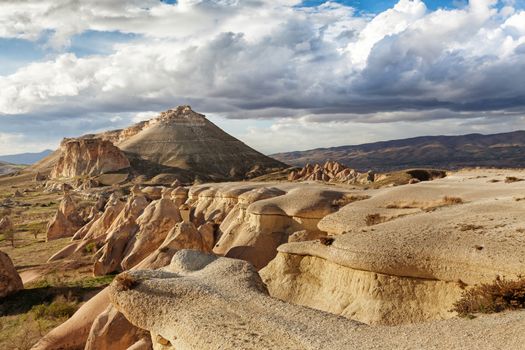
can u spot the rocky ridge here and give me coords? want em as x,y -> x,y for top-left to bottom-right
288,160 -> 375,183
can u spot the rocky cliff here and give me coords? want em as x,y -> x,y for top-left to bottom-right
51,138 -> 130,179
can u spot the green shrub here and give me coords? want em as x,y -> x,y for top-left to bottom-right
85,242 -> 97,254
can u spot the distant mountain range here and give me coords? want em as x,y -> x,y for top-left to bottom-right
0,150 -> 53,165
271,131 -> 525,171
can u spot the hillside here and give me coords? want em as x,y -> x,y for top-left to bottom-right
0,161 -> 23,175
272,131 -> 525,171
0,150 -> 53,165
32,106 -> 287,182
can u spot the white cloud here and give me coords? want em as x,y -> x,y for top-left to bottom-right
0,0 -> 524,154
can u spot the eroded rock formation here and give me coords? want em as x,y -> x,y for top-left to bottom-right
37,106 -> 286,183
46,193 -> 85,241
288,161 -> 374,184
37,170 -> 525,349
51,138 -> 130,179
93,187 -> 149,276
261,172 -> 525,325
0,250 -> 23,298
187,183 -> 357,269
109,250 -> 525,350
121,189 -> 182,270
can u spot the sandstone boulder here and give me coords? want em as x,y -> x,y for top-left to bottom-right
0,250 -> 23,298
212,184 -> 354,269
85,305 -> 150,350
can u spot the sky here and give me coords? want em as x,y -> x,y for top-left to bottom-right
1,0 -> 525,155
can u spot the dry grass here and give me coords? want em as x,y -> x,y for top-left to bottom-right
505,176 -> 524,183
0,274 -> 114,350
453,276 -> 525,316
319,236 -> 335,246
365,213 -> 388,226
114,272 -> 139,292
0,176 -> 112,349
385,196 -> 463,212
332,194 -> 370,208
30,295 -> 78,320
458,224 -> 484,231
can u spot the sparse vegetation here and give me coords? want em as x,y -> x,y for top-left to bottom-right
453,276 -> 525,316
385,196 -> 464,212
30,296 -> 78,320
0,273 -> 115,350
332,194 -> 370,208
84,242 -> 97,254
458,224 -> 484,231
115,272 -> 139,291
505,176 -> 524,183
365,213 -> 388,226
319,236 -> 335,246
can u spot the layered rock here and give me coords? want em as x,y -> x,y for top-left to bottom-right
261,171 -> 525,325
35,106 -> 286,182
109,250 -> 525,350
51,138 -> 130,179
117,106 -> 286,181
0,250 -> 23,298
46,193 -> 85,241
186,182 -> 357,269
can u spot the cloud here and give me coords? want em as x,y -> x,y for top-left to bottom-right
0,0 -> 524,154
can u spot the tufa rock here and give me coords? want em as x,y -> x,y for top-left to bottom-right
289,161 -> 373,184
0,250 -> 23,298
46,193 -> 85,241
51,138 -> 130,179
